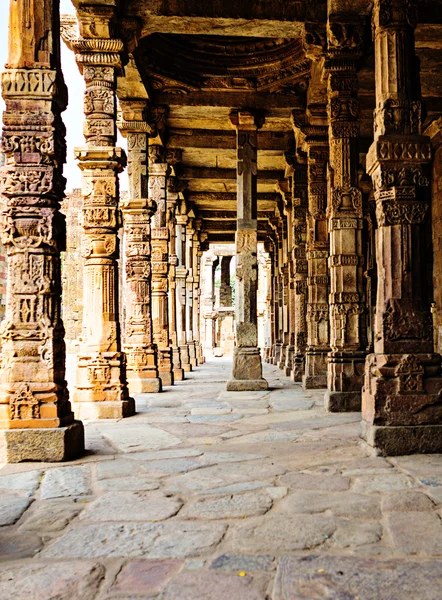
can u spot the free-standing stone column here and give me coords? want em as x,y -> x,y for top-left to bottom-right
185,218 -> 197,367
0,0 -> 84,462
149,144 -> 174,387
227,111 -> 268,391
118,108 -> 161,393
220,256 -> 233,307
175,206 -> 192,371
325,17 -> 367,411
193,228 -> 205,364
291,158 -> 309,382
68,7 -> 134,419
362,0 -> 442,455
295,122 -> 330,389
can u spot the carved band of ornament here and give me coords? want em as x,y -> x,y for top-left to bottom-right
375,166 -> 429,189
330,121 -> 360,139
329,97 -> 360,120
293,259 -> 308,274
84,119 -> 114,138
374,101 -> 422,137
330,254 -> 360,266
376,200 -> 428,226
383,301 -> 432,343
0,207 -> 59,250
9,384 -> 40,421
330,186 -> 363,217
308,275 -> 329,285
377,140 -> 431,162
293,247 -> 306,259
331,292 -> 360,304
82,234 -> 117,258
2,70 -> 57,98
0,166 -> 56,197
372,0 -> 418,31
327,22 -> 364,50
72,38 -> 124,53
76,53 -> 121,68
126,260 -> 151,280
330,218 -> 362,229
151,227 -> 169,239
295,281 -> 308,294
307,250 -> 329,259
331,302 -> 364,316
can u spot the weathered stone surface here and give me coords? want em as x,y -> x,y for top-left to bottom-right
187,414 -> 242,423
278,492 -> 381,519
96,459 -> 140,480
42,521 -> 226,559
0,494 -> 33,526
165,462 -> 285,493
124,449 -> 203,461
386,512 -> 442,555
98,424 -> 182,453
97,477 -> 160,492
0,424 -> 85,463
333,520 -> 383,548
200,452 -> 266,463
141,458 -> 207,474
381,491 -> 435,512
0,533 -> 42,559
161,571 -> 266,600
181,491 -> 272,519
273,555 -> 442,600
0,471 -> 41,493
0,562 -> 105,600
278,472 -> 350,491
19,500 -> 82,532
210,553 -> 275,572
196,482 -> 269,495
40,466 -> 91,499
80,491 -> 182,522
352,474 -> 417,493
270,399 -> 315,412
227,514 -> 336,553
110,559 -> 183,596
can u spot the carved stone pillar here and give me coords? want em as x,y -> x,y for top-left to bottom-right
291,159 -> 309,382
175,209 -> 191,371
303,133 -> 330,389
185,220 -> 197,367
220,256 -> 233,307
68,7 -> 134,419
202,253 -> 217,352
0,0 -> 84,461
149,144 -> 174,386
227,111 -> 268,391
118,109 -> 161,394
192,227 -> 204,364
325,17 -> 366,411
167,168 -> 184,382
362,0 -> 442,455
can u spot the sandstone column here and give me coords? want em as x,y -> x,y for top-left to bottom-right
149,144 -> 174,386
227,111 -> 268,391
362,0 -> 442,455
298,125 -> 331,389
220,256 -> 233,307
185,219 -> 197,367
0,0 -> 84,461
192,227 -> 205,364
175,206 -> 192,371
325,17 -> 367,411
202,252 -> 218,353
67,7 -> 133,418
291,158 -> 309,382
118,107 -> 161,393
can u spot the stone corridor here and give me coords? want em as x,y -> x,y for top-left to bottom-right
1,358 -> 442,599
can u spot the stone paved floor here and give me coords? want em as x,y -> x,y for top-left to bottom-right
2,358 -> 442,599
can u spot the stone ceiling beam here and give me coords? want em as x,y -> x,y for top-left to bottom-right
177,167 -> 283,183
168,130 -> 294,151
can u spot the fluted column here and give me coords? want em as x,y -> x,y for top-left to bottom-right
0,0 -> 84,461
362,0 -> 442,455
291,158 -> 309,382
325,17 -> 367,411
118,108 -> 161,394
64,6 -> 134,419
149,144 -> 174,386
227,111 -> 268,391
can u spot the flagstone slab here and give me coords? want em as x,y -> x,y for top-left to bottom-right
278,473 -> 350,491
0,562 -> 105,600
381,491 -> 435,512
226,513 -> 336,553
0,532 -> 42,560
386,512 -> 442,555
148,522 -> 228,558
19,500 -> 82,532
160,572 -> 267,600
98,424 -> 182,453
0,471 -> 42,493
124,449 -> 203,461
79,491 -> 182,522
109,559 -> 183,596
210,553 -> 275,572
0,494 -> 33,526
278,491 -> 381,519
181,491 -> 273,519
352,474 -> 418,493
97,477 -> 160,492
273,555 -> 442,600
40,466 -> 91,499
333,520 -> 383,547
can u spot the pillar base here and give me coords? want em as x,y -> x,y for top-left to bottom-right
227,347 -> 268,392
360,420 -> 442,456
196,343 -> 205,364
277,344 -> 288,370
0,421 -> 85,463
127,377 -> 162,394
75,398 -> 135,420
159,372 -> 174,387
325,390 -> 361,412
173,368 -> 185,382
291,355 -> 305,382
303,350 -> 328,389
179,345 -> 192,372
